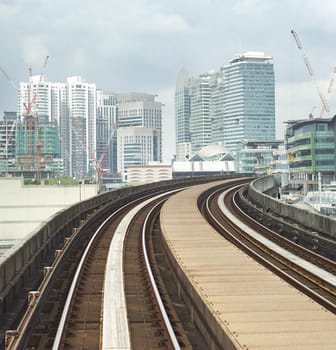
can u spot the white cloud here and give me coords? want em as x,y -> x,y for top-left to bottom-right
233,0 -> 269,14
0,3 -> 16,20
19,35 -> 49,73
1,0 -> 336,158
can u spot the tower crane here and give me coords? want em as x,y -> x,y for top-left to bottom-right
1,57 -> 50,177
71,116 -> 116,186
0,66 -> 17,90
291,29 -> 330,117
320,66 -> 336,118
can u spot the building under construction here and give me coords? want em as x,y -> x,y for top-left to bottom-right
14,116 -> 61,178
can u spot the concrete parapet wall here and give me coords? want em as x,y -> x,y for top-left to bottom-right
161,236 -> 237,350
248,175 -> 336,237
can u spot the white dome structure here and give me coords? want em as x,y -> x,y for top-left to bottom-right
191,144 -> 234,161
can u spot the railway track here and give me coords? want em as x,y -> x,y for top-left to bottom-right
238,186 -> 336,261
202,184 -> 336,313
7,177 -> 336,349
5,188 -> 206,349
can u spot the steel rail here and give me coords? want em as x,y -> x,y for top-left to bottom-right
52,199 -> 137,350
205,185 -> 336,312
238,187 -> 336,262
142,200 -> 181,350
233,189 -> 336,279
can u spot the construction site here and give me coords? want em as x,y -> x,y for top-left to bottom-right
0,57 -> 63,181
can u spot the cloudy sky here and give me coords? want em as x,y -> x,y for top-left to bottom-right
0,0 -> 335,160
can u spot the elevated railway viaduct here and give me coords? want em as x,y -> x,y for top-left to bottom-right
1,175 -> 335,349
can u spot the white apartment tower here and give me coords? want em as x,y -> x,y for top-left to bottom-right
67,76 -> 96,179
18,75 -> 51,121
17,76 -> 97,178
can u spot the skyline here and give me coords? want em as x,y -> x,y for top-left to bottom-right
1,0 -> 336,160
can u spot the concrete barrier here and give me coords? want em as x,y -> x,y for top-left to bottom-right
248,175 -> 336,237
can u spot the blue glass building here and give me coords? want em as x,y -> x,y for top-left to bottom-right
175,52 -> 276,158
220,52 -> 275,152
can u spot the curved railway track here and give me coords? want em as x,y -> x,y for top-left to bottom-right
5,188 -> 205,349
238,186 -> 336,261
6,177 -> 336,349
202,184 -> 336,313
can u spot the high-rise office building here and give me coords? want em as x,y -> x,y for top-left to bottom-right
96,90 -> 118,174
189,73 -> 212,155
175,51 -> 275,156
117,127 -> 160,181
175,68 -> 191,161
117,93 -> 163,161
221,52 -> 275,151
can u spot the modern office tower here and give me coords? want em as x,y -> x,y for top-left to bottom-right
221,52 -> 275,152
285,116 -> 336,191
96,90 -> 118,174
67,76 -> 97,179
175,68 -> 191,161
189,73 -> 212,155
117,92 -> 163,161
210,73 -> 226,145
117,127 -> 160,181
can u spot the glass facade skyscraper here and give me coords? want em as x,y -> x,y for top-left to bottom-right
117,93 -> 162,162
189,73 -> 212,155
175,52 -> 276,157
222,52 -> 275,151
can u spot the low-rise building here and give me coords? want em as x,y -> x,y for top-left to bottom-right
117,127 -> 160,181
235,139 -> 287,175
285,116 -> 336,192
127,164 -> 172,185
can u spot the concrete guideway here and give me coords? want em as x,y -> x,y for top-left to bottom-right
218,189 -> 336,288
160,178 -> 336,350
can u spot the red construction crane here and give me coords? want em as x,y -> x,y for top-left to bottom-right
291,29 -> 330,116
1,57 -> 49,178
